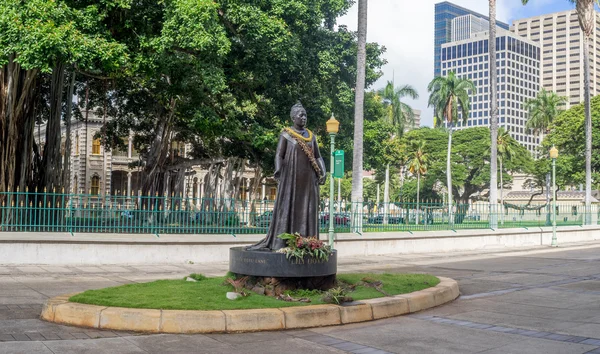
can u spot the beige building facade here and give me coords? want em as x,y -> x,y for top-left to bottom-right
35,114 -> 276,205
511,10 -> 600,108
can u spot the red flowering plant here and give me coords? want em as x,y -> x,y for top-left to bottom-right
277,233 -> 332,263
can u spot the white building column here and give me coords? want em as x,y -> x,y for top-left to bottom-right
127,172 -> 132,202
245,179 -> 251,201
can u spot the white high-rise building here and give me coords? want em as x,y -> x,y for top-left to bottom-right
441,31 -> 541,152
451,14 -> 490,42
511,10 -> 600,108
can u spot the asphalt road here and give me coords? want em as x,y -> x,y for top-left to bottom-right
1,241 -> 600,353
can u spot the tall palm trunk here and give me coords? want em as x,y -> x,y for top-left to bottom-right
489,0 -> 499,229
500,158 -> 504,225
575,0 -> 594,224
383,163 -> 389,225
351,0 -> 368,233
416,172 -> 420,225
447,124 -> 453,225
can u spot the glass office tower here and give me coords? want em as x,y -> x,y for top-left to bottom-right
434,2 -> 509,77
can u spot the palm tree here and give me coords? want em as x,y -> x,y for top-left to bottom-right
428,71 -> 475,224
379,81 -> 418,223
522,0 -> 596,224
351,0 -> 368,232
489,0 -> 499,229
497,128 -> 519,224
379,81 -> 419,135
523,89 -> 567,146
408,140 -> 428,225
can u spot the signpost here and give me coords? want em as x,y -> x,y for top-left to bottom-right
333,150 -> 344,179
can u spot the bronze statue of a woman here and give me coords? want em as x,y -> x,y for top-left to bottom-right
248,103 -> 326,251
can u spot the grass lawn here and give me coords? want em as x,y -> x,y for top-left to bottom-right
69,273 -> 439,311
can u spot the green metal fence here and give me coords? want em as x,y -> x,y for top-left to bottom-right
0,191 -> 597,235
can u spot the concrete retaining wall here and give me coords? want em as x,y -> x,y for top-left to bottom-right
1,226 -> 599,265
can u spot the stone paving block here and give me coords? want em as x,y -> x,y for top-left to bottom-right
69,332 -> 90,339
309,335 -> 346,345
363,297 -> 409,319
26,332 -> 45,341
330,341 -> 368,351
224,309 -> 284,332
280,305 -> 341,329
563,336 -> 589,343
39,332 -> 61,340
99,307 -> 161,332
339,303 -> 373,324
82,331 -> 104,339
581,338 -> 600,346
55,332 -> 77,340
53,302 -> 104,328
351,348 -> 391,354
0,334 -> 14,341
160,310 -> 226,333
12,333 -> 31,341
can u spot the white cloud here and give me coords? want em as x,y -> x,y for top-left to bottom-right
337,0 -> 526,127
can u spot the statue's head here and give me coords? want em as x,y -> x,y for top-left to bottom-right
290,102 -> 307,128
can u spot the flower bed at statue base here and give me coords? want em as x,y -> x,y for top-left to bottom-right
42,275 -> 460,333
67,273 -> 440,310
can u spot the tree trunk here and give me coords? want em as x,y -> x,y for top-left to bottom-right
576,0 -> 594,225
500,158 -> 504,225
62,71 -> 75,193
416,172 -> 420,225
488,0 -> 499,229
583,35 -> 592,225
351,0 -> 367,233
447,123 -> 454,225
0,54 -> 39,196
141,98 -> 176,208
41,62 -> 67,193
383,163 -> 389,225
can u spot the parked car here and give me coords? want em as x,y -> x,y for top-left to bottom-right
320,213 -> 351,226
367,214 -> 404,224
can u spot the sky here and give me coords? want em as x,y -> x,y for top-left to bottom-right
337,0 -> 578,127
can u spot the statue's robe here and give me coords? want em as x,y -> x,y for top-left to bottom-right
248,129 -> 325,250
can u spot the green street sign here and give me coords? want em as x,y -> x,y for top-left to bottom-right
333,150 -> 344,178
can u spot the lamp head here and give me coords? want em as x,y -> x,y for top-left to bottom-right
326,113 -> 339,134
549,145 -> 558,159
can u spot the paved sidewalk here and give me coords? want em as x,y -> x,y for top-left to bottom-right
1,241 -> 600,353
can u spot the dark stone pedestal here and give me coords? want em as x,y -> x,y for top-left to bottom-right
229,246 -> 338,295
229,247 -> 337,278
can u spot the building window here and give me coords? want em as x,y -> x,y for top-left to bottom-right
92,138 -> 101,155
75,134 -> 79,155
91,176 -> 100,195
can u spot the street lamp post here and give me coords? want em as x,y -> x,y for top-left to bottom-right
550,146 -> 558,247
326,114 -> 340,248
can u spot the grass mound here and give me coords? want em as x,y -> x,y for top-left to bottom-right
69,273 -> 439,311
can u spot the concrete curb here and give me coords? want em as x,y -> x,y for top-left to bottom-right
40,277 -> 459,333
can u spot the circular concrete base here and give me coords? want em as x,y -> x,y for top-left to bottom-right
229,247 -> 337,277
40,277 -> 460,334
